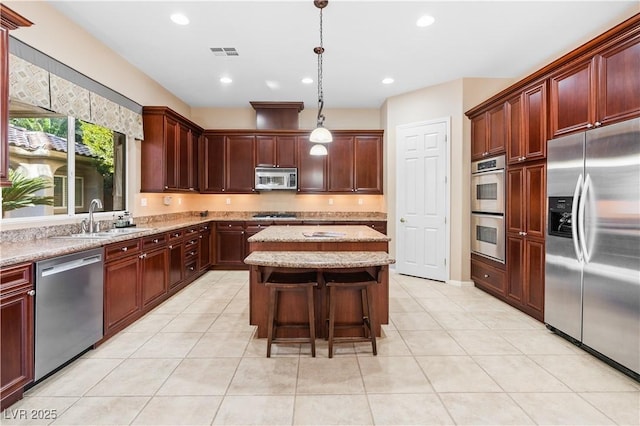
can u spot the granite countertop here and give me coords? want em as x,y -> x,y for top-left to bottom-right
244,251 -> 395,268
0,217 -> 211,268
247,225 -> 391,243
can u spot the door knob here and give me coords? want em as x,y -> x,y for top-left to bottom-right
400,218 -> 406,223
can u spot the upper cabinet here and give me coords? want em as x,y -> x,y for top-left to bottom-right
141,107 -> 202,193
201,132 -> 255,193
1,7 -> 33,187
471,102 -> 507,160
507,81 -> 547,164
255,135 -> 297,168
549,29 -> 640,138
297,134 -> 327,193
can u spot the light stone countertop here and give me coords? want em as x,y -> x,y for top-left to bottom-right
247,225 -> 391,243
244,251 -> 395,269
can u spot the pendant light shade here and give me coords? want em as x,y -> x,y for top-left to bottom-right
309,126 -> 333,143
309,0 -> 331,155
310,144 -> 328,156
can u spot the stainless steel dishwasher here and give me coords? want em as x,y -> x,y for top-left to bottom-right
34,248 -> 104,381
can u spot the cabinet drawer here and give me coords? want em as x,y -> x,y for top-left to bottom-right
0,263 -> 32,293
105,239 -> 141,261
471,259 -> 506,295
245,222 -> 271,233
217,221 -> 244,230
199,223 -> 211,232
168,229 -> 184,241
185,226 -> 199,237
184,259 -> 198,279
142,233 -> 167,250
184,244 -> 199,261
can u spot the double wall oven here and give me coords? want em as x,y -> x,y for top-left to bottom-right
471,155 -> 505,263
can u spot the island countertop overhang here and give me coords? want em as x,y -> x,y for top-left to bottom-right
247,225 -> 391,243
245,250 -> 395,269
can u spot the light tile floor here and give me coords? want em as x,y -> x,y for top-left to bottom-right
3,270 -> 639,425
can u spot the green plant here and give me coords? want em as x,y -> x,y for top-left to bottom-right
2,169 -> 54,214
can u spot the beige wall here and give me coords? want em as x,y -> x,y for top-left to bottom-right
382,77 -> 514,284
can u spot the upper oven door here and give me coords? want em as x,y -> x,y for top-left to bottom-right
471,169 -> 505,214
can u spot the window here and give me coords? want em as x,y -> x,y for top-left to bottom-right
3,101 -> 126,219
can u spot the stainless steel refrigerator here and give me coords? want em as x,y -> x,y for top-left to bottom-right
545,117 -> 639,379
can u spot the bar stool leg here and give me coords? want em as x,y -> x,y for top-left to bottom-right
365,286 -> 377,355
328,286 -> 336,358
266,287 -> 277,358
306,286 -> 316,357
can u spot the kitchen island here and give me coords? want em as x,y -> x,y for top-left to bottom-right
245,225 -> 393,338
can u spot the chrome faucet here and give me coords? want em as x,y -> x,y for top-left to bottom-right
87,198 -> 103,233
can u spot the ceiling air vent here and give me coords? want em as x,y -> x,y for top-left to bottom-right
210,47 -> 239,57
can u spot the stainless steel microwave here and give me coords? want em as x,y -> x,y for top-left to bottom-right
255,167 -> 297,190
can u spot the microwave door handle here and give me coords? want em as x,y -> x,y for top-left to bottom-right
571,174 -> 584,263
578,174 -> 592,263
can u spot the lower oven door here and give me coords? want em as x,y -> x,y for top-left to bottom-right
471,213 -> 505,263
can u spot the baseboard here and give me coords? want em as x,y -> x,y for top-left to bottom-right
446,279 -> 474,287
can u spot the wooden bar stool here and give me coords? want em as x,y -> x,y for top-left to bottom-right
264,271 -> 318,357
323,270 -> 379,358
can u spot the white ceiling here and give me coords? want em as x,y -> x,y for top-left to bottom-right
47,1 -> 639,109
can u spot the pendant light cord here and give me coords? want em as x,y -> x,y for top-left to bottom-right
317,7 -> 325,127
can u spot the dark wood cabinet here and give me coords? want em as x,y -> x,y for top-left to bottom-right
141,107 -> 203,193
184,227 -> 200,281
140,243 -> 168,309
355,135 -> 383,193
506,236 -> 545,321
0,263 -> 34,410
326,133 -> 383,194
506,161 -> 546,240
168,230 -> 185,289
297,135 -> 327,192
471,103 -> 507,160
507,82 -> 547,164
200,134 -> 225,193
550,32 -> 640,138
471,257 -> 506,296
104,247 -> 142,335
0,7 -> 32,187
328,135 -> 355,192
256,135 -> 297,168
226,135 -> 256,193
199,223 -> 212,271
215,222 -> 246,267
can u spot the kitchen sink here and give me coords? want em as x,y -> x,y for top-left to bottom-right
51,227 -> 153,239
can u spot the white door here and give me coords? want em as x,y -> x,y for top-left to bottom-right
396,119 -> 449,281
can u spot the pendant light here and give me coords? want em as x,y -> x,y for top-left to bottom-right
309,0 -> 332,155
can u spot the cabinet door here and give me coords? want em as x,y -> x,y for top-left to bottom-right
164,116 -> 179,190
507,94 -> 523,164
506,235 -> 524,302
201,134 -> 225,193
549,59 -> 595,138
0,266 -> 34,410
256,135 -> 276,167
189,131 -> 200,192
225,135 -> 255,193
199,227 -> 212,271
297,135 -> 327,192
523,238 -> 545,319
597,34 -> 640,126
327,135 -> 355,192
141,248 -> 168,308
506,167 -> 524,234
471,113 -> 488,160
275,135 -> 297,168
104,255 -> 141,333
215,223 -> 246,266
522,82 -> 547,160
168,242 -> 184,289
525,162 -> 546,239
471,258 -> 506,296
354,135 -> 382,193
487,102 -> 507,156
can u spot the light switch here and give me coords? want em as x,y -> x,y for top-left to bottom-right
226,198 -> 231,205
358,198 -> 363,205
328,198 -> 334,205
140,198 -> 147,206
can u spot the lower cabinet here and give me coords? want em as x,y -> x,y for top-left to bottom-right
471,257 -> 506,296
141,247 -> 168,308
168,229 -> 185,289
104,240 -> 142,335
0,263 -> 34,410
506,235 -> 545,321
215,222 -> 246,267
199,224 -> 212,271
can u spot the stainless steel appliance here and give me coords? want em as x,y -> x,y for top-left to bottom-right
471,213 -> 505,263
471,155 -> 505,214
255,167 -> 297,190
471,155 -> 506,263
34,248 -> 104,381
545,117 -> 639,379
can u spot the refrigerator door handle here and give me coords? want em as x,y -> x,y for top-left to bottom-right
578,174 -> 592,263
572,174 -> 584,263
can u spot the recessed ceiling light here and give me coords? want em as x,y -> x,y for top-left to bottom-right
266,80 -> 280,90
302,77 -> 314,84
382,77 -> 394,85
220,77 -> 233,84
416,15 -> 435,28
170,13 -> 190,25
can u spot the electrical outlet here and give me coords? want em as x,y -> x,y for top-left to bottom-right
226,198 -> 231,205
140,198 -> 147,207
178,198 -> 182,205
358,198 -> 363,205
328,198 -> 334,205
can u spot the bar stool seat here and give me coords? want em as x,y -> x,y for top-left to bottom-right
323,270 -> 378,358
264,271 -> 318,357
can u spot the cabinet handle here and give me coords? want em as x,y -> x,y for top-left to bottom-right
173,233 -> 180,237
222,188 -> 225,192
199,235 -> 203,239
595,121 -> 602,127
121,247 -> 128,252
169,245 -> 173,249
189,266 -> 195,271
139,253 -> 147,259
164,186 -> 168,189
27,290 -> 35,296
586,123 -> 594,128
190,251 -> 196,256
189,187 -> 194,190
153,239 -> 159,243
484,274 -> 490,278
